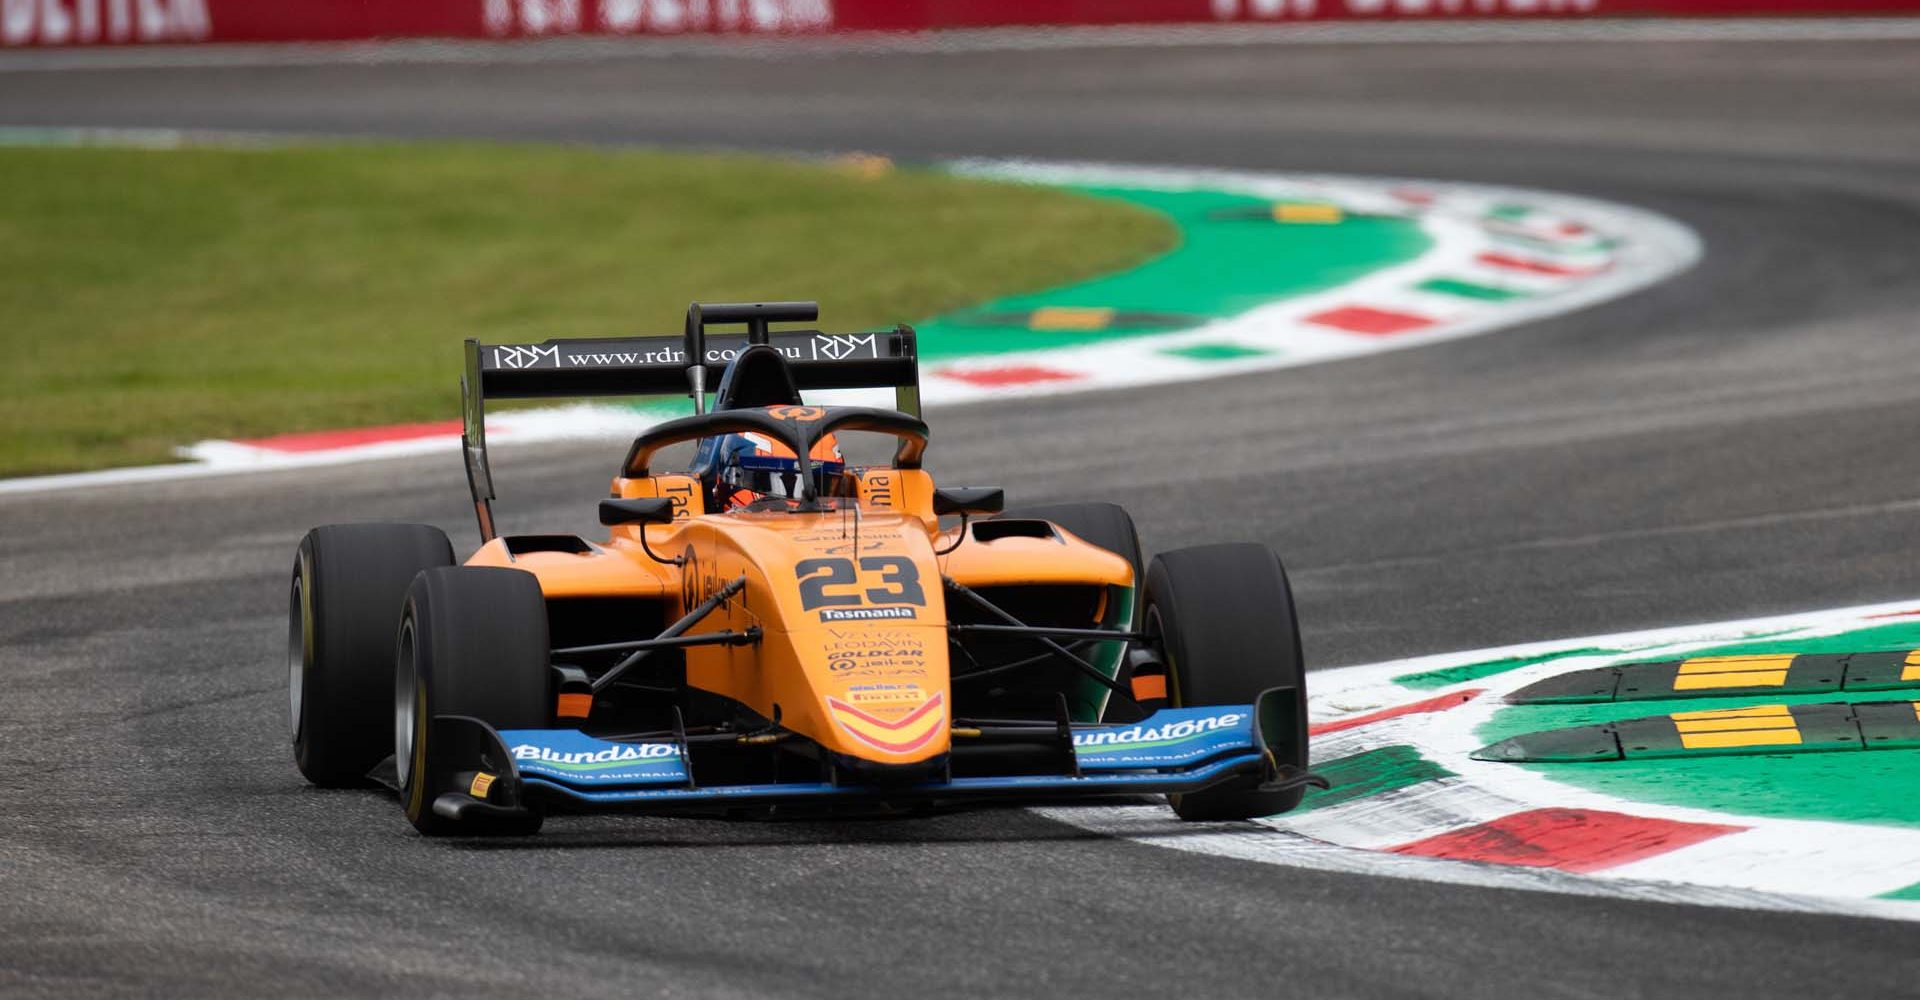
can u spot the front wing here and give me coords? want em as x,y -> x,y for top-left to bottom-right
420,693 -> 1314,827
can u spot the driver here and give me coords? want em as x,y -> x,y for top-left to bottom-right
705,431 -> 850,511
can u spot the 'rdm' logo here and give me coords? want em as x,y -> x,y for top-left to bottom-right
819,606 -> 917,622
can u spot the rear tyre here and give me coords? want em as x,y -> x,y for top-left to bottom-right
1144,543 -> 1310,822
290,523 -> 454,787
1001,502 -> 1147,722
396,566 -> 550,836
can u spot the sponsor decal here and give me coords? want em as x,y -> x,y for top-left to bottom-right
1070,708 -> 1256,770
657,476 -> 697,520
830,646 -> 926,661
679,546 -> 702,610
826,628 -> 922,646
492,344 -> 561,369
563,346 -> 687,366
830,660 -> 929,677
861,471 -> 897,509
766,405 -> 826,422
1,0 -> 209,45
826,691 -> 947,755
826,629 -> 929,672
847,682 -> 924,704
790,528 -> 902,544
487,337 -> 830,372
811,332 -> 878,362
819,540 -> 892,555
500,729 -> 690,786
821,606 -> 917,622
511,742 -> 681,766
698,344 -> 804,364
1074,712 -> 1246,750
1211,0 -> 1597,19
486,0 -> 831,38
824,632 -> 926,673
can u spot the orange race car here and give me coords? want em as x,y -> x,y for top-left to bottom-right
287,302 -> 1322,835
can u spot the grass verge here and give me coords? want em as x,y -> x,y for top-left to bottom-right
0,142 -> 1172,476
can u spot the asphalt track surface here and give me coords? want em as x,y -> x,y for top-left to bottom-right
4,34 -> 1920,999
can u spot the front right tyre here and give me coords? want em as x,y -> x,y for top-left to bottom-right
289,523 -> 454,787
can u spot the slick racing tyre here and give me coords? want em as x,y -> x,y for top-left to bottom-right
290,523 -> 454,787
396,566 -> 549,836
1144,543 -> 1310,822
1001,502 -> 1147,722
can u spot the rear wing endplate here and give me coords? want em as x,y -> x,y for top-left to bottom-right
461,301 -> 920,540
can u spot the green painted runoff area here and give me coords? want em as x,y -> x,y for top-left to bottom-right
1395,647 -> 1627,690
0,143 -> 1171,476
1475,618 -> 1920,828
1391,620 -> 1920,690
1880,881 -> 1920,900
1297,744 -> 1453,813
914,186 -> 1431,358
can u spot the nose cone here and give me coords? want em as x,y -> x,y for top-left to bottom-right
802,619 -> 950,766
822,684 -> 949,760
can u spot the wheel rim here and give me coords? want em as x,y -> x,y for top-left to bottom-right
394,618 -> 418,789
287,573 -> 305,743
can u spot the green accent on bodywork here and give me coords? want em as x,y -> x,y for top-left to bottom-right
1160,342 -> 1273,361
1297,744 -> 1453,813
1879,881 -> 1920,901
1417,278 -> 1525,301
1079,584 -> 1135,723
915,184 -> 1430,359
1393,647 -> 1626,690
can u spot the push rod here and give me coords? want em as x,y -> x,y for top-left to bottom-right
591,575 -> 746,695
949,642 -> 1093,685
942,577 -> 1134,702
948,624 -> 1144,643
554,628 -> 759,658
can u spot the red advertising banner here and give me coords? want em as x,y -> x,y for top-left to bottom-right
1,0 -> 1914,47
901,0 -> 1920,29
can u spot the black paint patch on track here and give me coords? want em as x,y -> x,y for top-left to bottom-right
1476,700 -> 1920,763
1510,650 -> 1920,704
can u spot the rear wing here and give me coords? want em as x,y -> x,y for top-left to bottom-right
461,301 -> 920,540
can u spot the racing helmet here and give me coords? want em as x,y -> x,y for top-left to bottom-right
710,431 -> 847,510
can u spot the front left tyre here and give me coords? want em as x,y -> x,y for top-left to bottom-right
396,566 -> 550,836
1144,543 -> 1311,822
289,523 -> 454,787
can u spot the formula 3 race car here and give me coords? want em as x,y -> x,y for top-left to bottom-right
287,301 -> 1323,835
